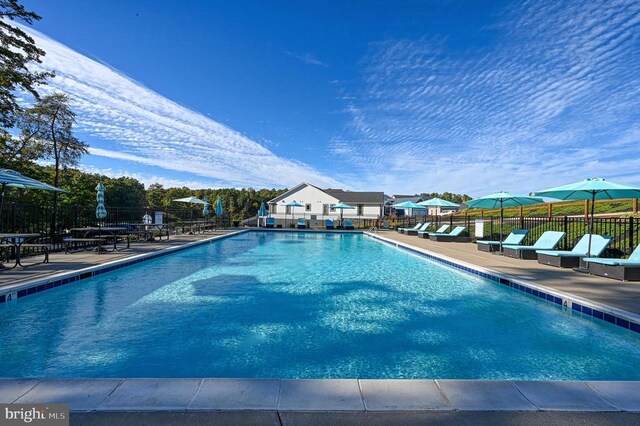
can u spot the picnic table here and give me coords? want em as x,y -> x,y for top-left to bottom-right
128,223 -> 169,241
68,227 -> 130,252
0,233 -> 50,268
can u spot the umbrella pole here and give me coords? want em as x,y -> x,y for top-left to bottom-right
587,192 -> 596,257
499,200 -> 504,252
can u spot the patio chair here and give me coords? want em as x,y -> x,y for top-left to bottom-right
476,229 -> 529,252
398,222 -> 423,234
429,226 -> 470,242
326,219 -> 334,230
265,217 -> 275,228
344,219 -> 354,230
406,222 -> 431,236
419,224 -> 449,239
502,231 -> 565,260
536,234 -> 613,268
583,243 -> 640,281
297,218 -> 307,229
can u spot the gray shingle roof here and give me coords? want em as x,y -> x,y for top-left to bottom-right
323,189 -> 384,204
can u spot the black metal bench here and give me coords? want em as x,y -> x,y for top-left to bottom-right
63,238 -> 106,254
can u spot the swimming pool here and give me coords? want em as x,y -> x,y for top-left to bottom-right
1,231 -> 639,379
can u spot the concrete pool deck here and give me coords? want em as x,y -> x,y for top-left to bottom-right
2,229 -> 640,424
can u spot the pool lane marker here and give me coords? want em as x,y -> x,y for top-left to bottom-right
365,232 -> 640,334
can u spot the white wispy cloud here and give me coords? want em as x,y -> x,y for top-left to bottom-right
19,24 -> 342,190
284,50 -> 328,67
332,0 -> 640,196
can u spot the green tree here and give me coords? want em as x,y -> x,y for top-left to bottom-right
22,93 -> 88,235
0,0 -> 53,128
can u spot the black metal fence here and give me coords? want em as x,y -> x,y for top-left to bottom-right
393,214 -> 639,257
0,203 -> 231,251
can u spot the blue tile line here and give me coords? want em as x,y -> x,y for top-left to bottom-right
366,233 -> 640,335
0,231 -> 246,304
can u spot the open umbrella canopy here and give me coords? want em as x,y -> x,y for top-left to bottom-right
215,196 -> 224,216
392,201 -> 427,209
532,178 -> 640,200
173,196 -> 209,205
0,168 -> 67,192
466,192 -> 544,209
333,203 -> 355,209
284,201 -> 304,207
533,178 -> 640,258
95,182 -> 107,220
417,197 -> 459,208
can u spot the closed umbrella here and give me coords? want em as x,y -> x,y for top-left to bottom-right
466,192 -> 544,251
258,202 -> 268,227
95,182 -> 107,223
333,202 -> 355,227
533,178 -> 640,257
0,168 -> 67,228
215,196 -> 224,228
284,201 -> 304,227
202,197 -> 210,217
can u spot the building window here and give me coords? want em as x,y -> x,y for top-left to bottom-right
285,206 -> 291,215
305,203 -> 312,212
323,204 -> 330,215
357,204 -> 364,215
270,204 -> 277,214
329,204 -> 336,212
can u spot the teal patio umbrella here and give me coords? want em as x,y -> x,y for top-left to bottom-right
284,200 -> 304,226
466,192 -> 544,251
215,196 -> 224,227
95,182 -> 107,223
534,178 -> 640,257
417,197 -> 459,218
0,168 -> 67,228
258,202 -> 268,227
333,202 -> 355,226
202,196 -> 210,218
392,200 -> 427,222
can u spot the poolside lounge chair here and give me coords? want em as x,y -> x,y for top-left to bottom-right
502,231 -> 565,260
419,224 -> 449,239
406,222 -> 431,236
536,234 -> 613,268
476,229 -> 529,253
297,218 -> 307,229
429,226 -> 471,242
265,217 -> 275,228
325,219 -> 334,230
343,219 -> 354,230
583,243 -> 640,281
398,222 -> 423,234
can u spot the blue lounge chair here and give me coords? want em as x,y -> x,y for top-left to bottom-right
325,219 -> 334,230
297,218 -> 306,229
583,243 -> 640,281
406,222 -> 431,236
343,219 -> 354,230
398,222 -> 423,234
477,229 -> 529,252
536,234 -> 613,268
265,217 -> 275,228
419,224 -> 449,239
429,226 -> 470,242
502,231 -> 565,260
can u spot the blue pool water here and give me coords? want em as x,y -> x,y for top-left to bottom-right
1,231 -> 639,379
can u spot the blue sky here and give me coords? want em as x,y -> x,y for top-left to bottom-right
17,0 -> 640,195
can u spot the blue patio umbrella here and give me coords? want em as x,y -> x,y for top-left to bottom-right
333,202 -> 355,225
215,196 -> 224,216
284,200 -> 304,226
202,197 -> 210,217
258,202 -> 268,227
466,192 -> 544,251
95,182 -> 107,222
417,197 -> 460,208
392,200 -> 426,220
534,178 -> 640,257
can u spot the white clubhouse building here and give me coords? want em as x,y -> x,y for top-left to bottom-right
267,183 -> 384,227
